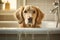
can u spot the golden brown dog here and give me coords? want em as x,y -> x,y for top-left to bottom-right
15,5 -> 44,28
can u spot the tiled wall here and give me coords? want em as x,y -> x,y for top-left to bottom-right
17,0 -> 59,21
26,0 -> 59,21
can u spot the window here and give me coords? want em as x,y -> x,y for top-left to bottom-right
2,0 -> 17,10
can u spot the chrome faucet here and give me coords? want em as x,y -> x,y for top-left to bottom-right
50,1 -> 59,28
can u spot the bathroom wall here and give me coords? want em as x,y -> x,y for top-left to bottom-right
17,0 -> 59,21
26,0 -> 59,21
0,0 -> 59,22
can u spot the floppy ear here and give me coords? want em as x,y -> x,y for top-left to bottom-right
16,6 -> 24,24
36,8 -> 44,24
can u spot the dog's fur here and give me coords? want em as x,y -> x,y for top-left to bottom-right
15,5 -> 44,28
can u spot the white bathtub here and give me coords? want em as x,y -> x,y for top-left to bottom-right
0,21 -> 60,40
0,21 -> 60,34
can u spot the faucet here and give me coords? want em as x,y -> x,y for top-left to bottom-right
50,1 -> 59,28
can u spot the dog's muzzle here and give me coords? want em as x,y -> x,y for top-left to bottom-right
28,17 -> 32,23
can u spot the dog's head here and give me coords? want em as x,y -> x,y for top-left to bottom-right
15,5 -> 44,27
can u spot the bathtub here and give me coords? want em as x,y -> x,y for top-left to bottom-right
0,21 -> 60,40
0,21 -> 60,34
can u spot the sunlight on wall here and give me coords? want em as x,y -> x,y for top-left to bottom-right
2,0 -> 17,10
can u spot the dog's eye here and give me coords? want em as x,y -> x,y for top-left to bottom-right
33,11 -> 35,13
24,10 -> 27,13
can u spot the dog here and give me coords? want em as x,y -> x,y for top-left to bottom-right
15,5 -> 44,28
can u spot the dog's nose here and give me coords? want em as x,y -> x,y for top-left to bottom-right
28,17 -> 32,23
